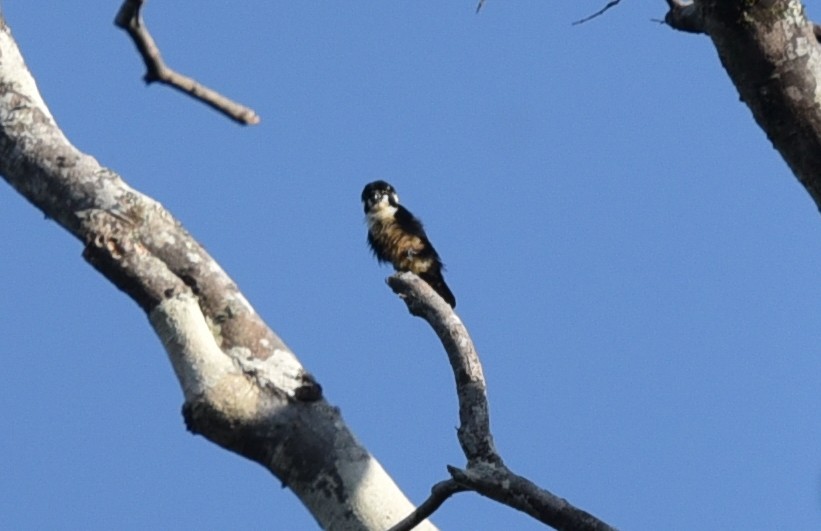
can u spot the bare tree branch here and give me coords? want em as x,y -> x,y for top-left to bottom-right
388,273 -> 498,463
114,0 -> 260,125
447,464 -> 616,531
388,480 -> 466,531
388,272 -> 618,531
0,14 -> 435,530
572,0 -> 623,26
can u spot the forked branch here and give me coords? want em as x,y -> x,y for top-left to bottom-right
388,272 -> 618,531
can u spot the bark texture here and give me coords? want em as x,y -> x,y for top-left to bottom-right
0,15 -> 432,531
667,0 -> 821,211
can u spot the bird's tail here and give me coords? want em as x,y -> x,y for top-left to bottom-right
420,271 -> 456,308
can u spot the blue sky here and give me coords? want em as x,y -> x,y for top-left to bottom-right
1,2 -> 820,530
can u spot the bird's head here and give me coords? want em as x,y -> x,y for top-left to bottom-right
361,180 -> 399,213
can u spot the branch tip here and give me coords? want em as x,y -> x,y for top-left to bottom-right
388,479 -> 465,531
572,0 -> 623,26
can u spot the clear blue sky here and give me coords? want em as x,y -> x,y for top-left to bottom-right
1,2 -> 820,530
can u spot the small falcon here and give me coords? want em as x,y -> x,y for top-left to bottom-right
361,180 -> 456,308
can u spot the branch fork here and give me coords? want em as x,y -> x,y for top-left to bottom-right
386,272 -> 617,531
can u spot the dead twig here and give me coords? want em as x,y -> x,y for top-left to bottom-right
387,480 -> 466,531
114,0 -> 260,125
572,0 -> 623,26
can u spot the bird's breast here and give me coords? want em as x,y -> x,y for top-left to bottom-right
366,204 -> 398,230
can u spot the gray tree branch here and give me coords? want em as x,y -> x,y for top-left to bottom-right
388,272 -> 618,531
0,13 -> 432,531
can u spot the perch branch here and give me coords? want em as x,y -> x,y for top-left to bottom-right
114,0 -> 260,125
388,272 -> 618,530
388,273 -> 498,463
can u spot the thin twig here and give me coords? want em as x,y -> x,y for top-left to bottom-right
572,0 -> 623,26
387,480 -> 466,531
476,0 -> 486,14
114,0 -> 260,125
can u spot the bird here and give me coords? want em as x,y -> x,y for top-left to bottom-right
361,180 -> 456,308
